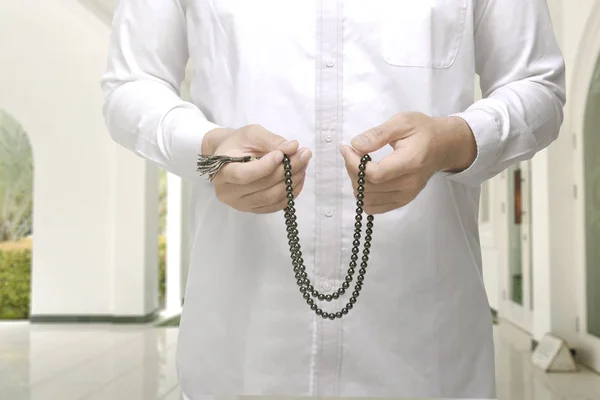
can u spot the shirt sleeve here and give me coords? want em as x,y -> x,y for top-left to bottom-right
446,0 -> 566,187
100,0 -> 220,182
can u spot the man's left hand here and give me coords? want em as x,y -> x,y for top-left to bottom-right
340,112 -> 476,215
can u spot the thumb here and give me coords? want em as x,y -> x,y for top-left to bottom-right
351,125 -> 393,153
245,125 -> 299,155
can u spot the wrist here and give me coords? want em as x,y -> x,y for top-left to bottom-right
201,127 -> 235,155
433,116 -> 477,173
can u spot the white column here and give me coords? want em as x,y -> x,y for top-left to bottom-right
165,172 -> 183,314
112,153 -> 159,318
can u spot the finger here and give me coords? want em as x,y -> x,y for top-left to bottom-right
222,148 -> 311,196
235,161 -> 309,198
340,144 -> 364,178
362,149 -> 413,184
243,167 -> 306,209
218,149 -> 284,185
244,124 -> 299,155
341,145 -> 381,186
350,113 -> 419,154
252,175 -> 307,214
357,173 -> 420,194
250,148 -> 312,192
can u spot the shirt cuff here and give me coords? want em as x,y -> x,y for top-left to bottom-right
160,104 -> 221,182
443,108 -> 501,187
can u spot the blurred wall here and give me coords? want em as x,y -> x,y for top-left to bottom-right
0,0 -> 159,320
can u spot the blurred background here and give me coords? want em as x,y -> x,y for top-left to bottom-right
0,0 -> 600,399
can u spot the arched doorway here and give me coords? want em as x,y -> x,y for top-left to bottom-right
0,109 -> 34,320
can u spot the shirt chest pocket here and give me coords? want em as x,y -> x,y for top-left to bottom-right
380,0 -> 467,68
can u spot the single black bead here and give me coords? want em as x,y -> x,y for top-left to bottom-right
353,232 -> 361,240
362,154 -> 371,162
359,163 -> 366,171
316,309 -> 323,316
366,228 -> 373,235
342,282 -> 350,289
357,275 -> 364,282
336,312 -> 343,319
357,199 -> 364,207
355,214 -> 362,222
353,291 -> 359,298
332,292 -> 339,300
285,171 -> 292,179
338,288 -> 346,296
318,294 -> 326,301
357,193 -> 364,200
300,272 -> 308,278
306,298 -> 314,305
345,275 -> 353,283
341,308 -> 349,315
358,178 -> 365,185
355,284 -> 362,292
297,279 -> 305,286
352,248 -> 359,254
328,313 -> 335,320
348,268 -> 355,276
312,291 -> 318,297
357,185 -> 364,192
350,296 -> 357,304
351,254 -> 358,261
285,178 -> 292,185
364,242 -> 371,249
287,192 -> 294,199
303,293 -> 311,300
286,186 -> 294,193
367,215 -> 374,221
295,272 -> 302,279
350,261 -> 357,268
307,285 -> 314,292
356,207 -> 363,214
284,163 -> 291,171
325,295 -> 333,302
359,268 -> 366,275
355,221 -> 362,229
322,312 -> 329,319
300,286 -> 307,293
346,302 -> 354,310
311,304 -> 318,311
358,171 -> 365,178
366,222 -> 373,229
361,261 -> 368,268
353,240 -> 360,247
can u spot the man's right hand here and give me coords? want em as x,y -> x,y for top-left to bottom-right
202,124 -> 313,214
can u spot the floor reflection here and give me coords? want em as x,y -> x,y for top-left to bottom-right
0,320 -> 598,400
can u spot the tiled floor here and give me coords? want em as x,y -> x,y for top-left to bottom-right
0,320 -> 599,400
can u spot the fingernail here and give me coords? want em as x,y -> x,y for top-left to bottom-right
273,150 -> 284,163
351,136 -> 368,149
300,149 -> 312,163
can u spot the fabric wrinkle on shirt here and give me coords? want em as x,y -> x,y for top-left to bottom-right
100,0 -> 566,398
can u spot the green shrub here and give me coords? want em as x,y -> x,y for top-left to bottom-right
158,234 -> 166,307
0,236 -> 166,320
0,249 -> 31,319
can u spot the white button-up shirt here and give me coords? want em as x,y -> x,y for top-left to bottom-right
101,0 -> 565,398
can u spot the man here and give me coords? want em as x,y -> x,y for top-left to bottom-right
101,0 -> 565,398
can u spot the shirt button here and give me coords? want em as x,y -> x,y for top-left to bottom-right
321,281 -> 333,292
325,209 -> 334,217
325,56 -> 336,67
325,133 -> 333,143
